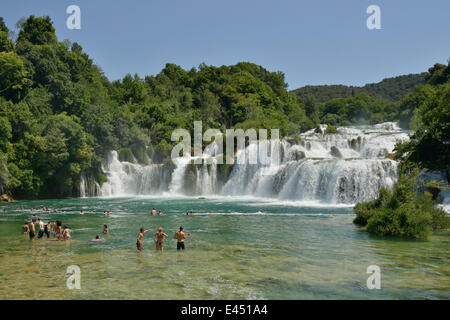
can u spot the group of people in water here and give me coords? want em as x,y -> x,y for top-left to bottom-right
20,206 -> 192,252
136,225 -> 191,252
22,217 -> 71,240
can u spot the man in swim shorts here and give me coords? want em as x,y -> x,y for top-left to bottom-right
44,222 -> 51,238
37,217 -> 45,239
136,227 -> 152,251
29,219 -> 36,241
174,226 -> 191,250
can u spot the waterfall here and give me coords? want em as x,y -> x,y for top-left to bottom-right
81,122 -> 411,204
221,122 -> 409,204
168,156 -> 190,194
80,171 -> 101,197
99,151 -> 167,196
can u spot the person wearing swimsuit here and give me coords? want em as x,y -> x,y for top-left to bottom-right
62,226 -> 71,240
22,222 -> 29,234
44,222 -> 51,238
153,227 -> 168,252
29,219 -> 36,241
52,221 -> 58,238
174,226 -> 191,250
37,217 -> 45,239
55,221 -> 62,240
136,227 -> 152,251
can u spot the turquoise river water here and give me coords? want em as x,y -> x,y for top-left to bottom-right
0,196 -> 449,299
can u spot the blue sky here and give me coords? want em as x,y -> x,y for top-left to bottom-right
2,0 -> 450,89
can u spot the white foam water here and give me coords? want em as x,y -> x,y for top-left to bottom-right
82,122 -> 417,205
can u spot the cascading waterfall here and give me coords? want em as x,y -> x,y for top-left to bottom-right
100,151 -> 167,196
168,156 -> 191,194
221,123 -> 408,203
81,122 -> 413,204
80,171 -> 101,198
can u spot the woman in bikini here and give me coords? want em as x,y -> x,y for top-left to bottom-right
62,226 -> 71,240
153,227 -> 168,252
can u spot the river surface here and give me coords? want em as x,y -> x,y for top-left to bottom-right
0,196 -> 449,299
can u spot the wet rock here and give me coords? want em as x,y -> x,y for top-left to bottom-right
0,194 -> 13,202
330,146 -> 343,158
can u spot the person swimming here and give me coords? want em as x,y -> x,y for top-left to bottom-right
153,227 -> 168,252
103,224 -> 108,234
136,227 -> 152,251
174,226 -> 191,251
151,208 -> 157,216
158,210 -> 163,216
91,235 -> 104,242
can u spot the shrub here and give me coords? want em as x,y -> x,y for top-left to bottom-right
325,124 -> 339,134
118,148 -> 135,163
353,172 -> 450,239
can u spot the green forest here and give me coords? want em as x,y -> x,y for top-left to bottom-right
353,64 -> 450,238
0,12 -> 449,233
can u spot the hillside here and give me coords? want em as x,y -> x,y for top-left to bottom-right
292,73 -> 427,103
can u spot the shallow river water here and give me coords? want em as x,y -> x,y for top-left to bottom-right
0,196 -> 449,299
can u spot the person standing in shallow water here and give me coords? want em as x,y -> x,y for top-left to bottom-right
37,217 -> 45,239
29,219 -> 36,241
62,226 -> 71,240
22,222 -> 29,234
55,221 -> 62,239
44,222 -> 51,238
136,227 -> 152,251
174,226 -> 191,251
52,220 -> 58,238
153,227 -> 168,252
